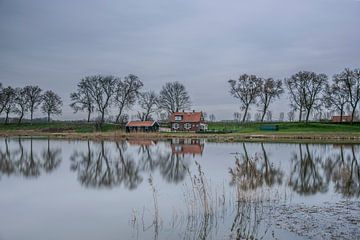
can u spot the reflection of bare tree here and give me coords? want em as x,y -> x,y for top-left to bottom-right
0,138 -> 62,179
115,141 -> 143,190
42,139 -> 62,172
260,143 -> 283,187
158,153 -> 188,184
324,145 -> 360,197
70,141 -> 143,189
289,144 -> 328,195
229,143 -> 283,191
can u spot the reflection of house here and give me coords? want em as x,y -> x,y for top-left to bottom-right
171,139 -> 205,157
332,115 -> 353,123
170,111 -> 207,131
125,121 -> 160,132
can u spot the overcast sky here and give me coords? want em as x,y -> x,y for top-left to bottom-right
0,0 -> 359,120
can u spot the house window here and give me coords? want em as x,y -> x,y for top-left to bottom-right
173,123 -> 179,129
184,123 -> 191,129
175,115 -> 182,121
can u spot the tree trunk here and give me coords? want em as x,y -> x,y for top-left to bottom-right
351,106 -> 356,124
47,112 -> 50,122
101,111 -> 105,124
115,106 -> 124,123
242,105 -> 249,123
261,105 -> 267,122
87,110 -> 91,122
340,108 -> 343,124
305,109 -> 311,124
30,110 -> 33,124
298,106 -> 302,122
5,112 -> 9,124
18,111 -> 24,125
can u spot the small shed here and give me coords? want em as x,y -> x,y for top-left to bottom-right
125,121 -> 160,132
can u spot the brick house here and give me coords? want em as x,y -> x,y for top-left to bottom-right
331,115 -> 353,123
169,111 -> 207,131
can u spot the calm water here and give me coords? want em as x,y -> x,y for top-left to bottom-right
0,137 -> 359,240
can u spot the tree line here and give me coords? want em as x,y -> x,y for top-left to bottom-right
69,74 -> 191,124
0,85 -> 62,123
1,67 -> 359,125
229,68 -> 360,123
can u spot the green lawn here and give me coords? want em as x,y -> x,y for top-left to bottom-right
0,122 -> 121,133
207,121 -> 360,133
1,121 -> 360,135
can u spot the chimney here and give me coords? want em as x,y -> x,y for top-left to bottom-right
193,110 -> 195,113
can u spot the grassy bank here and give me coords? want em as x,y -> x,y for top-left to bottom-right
0,122 -> 121,133
208,121 -> 360,133
0,121 -> 360,143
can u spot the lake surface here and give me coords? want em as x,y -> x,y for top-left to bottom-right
0,137 -> 359,240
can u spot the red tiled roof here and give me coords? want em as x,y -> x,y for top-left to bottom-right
126,121 -> 157,127
169,112 -> 203,123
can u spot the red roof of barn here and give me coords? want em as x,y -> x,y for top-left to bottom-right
170,112 -> 203,123
126,121 -> 157,127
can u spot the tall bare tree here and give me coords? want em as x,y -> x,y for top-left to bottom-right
335,68 -> 360,123
13,87 -> 29,124
83,75 -> 116,124
70,79 -> 94,122
324,78 -> 348,123
137,91 -> 158,121
228,74 -> 262,122
41,90 -> 62,122
0,84 -> 14,116
24,85 -> 42,123
158,81 -> 191,113
114,74 -> 143,123
285,71 -> 327,123
258,78 -> 283,122
2,87 -> 16,124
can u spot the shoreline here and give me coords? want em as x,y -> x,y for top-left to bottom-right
1,130 -> 360,144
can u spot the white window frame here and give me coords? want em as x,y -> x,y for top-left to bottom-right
184,123 -> 191,130
173,123 -> 179,130
175,115 -> 182,121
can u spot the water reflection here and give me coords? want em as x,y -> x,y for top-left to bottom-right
0,138 -> 359,197
229,143 -> 283,191
70,139 -> 204,189
289,144 -> 328,195
0,138 -> 61,179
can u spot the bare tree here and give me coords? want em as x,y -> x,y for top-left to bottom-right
41,90 -> 62,122
233,112 -> 242,122
24,85 -> 42,123
285,71 -> 327,123
287,111 -> 295,122
0,84 -> 14,116
158,81 -> 191,113
2,87 -> 16,124
265,110 -> 272,122
279,112 -> 285,122
246,112 -> 252,122
324,78 -> 348,123
13,87 -> 29,124
114,74 -> 143,123
70,79 -> 95,122
228,74 -> 262,122
335,68 -> 360,123
83,75 -> 116,124
258,78 -> 283,122
137,91 -> 158,121
209,113 -> 216,122
254,112 -> 261,122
